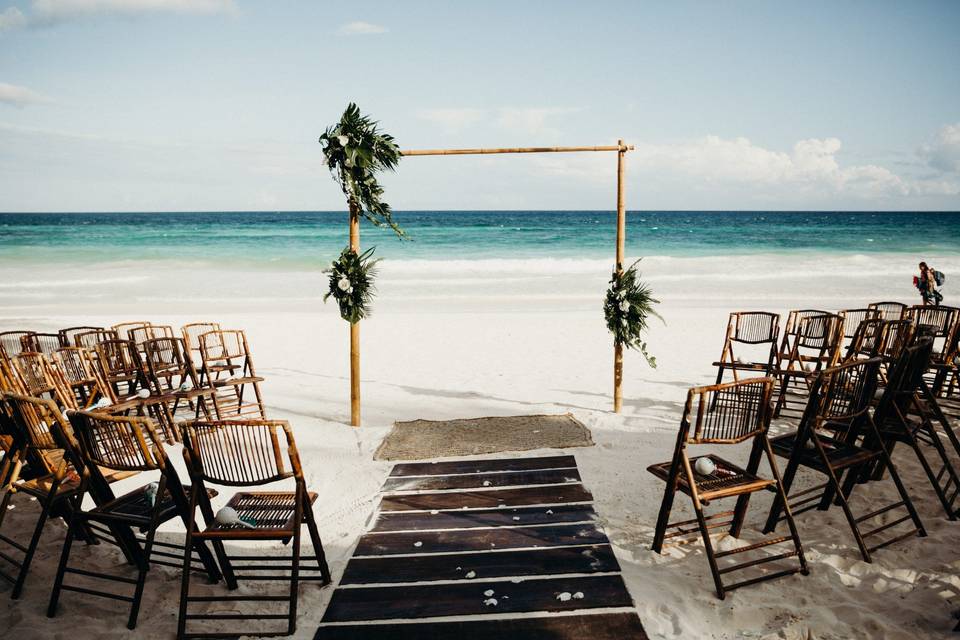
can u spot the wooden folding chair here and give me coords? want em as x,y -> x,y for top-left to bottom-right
8,352 -> 76,410
778,310 -> 830,361
21,332 -> 67,357
774,313 -> 845,420
903,305 -> 960,393
178,419 -> 331,638
58,326 -> 104,348
0,394 -> 88,599
51,347 -> 103,408
0,331 -> 33,362
197,330 -> 266,420
129,324 -> 175,354
142,337 -> 214,423
47,410 -> 222,630
871,338 -> 960,520
713,312 -> 780,385
648,378 -> 807,599
839,308 -> 881,351
73,328 -> 119,349
112,321 -> 151,341
181,323 -> 221,357
868,301 -> 907,320
764,358 -> 926,562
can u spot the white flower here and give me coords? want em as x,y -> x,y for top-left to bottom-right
337,277 -> 351,291
620,318 -> 628,327
347,286 -> 354,294
619,300 -> 630,312
344,158 -> 353,167
337,135 -> 349,146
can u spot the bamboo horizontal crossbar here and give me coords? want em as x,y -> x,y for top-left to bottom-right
400,144 -> 635,156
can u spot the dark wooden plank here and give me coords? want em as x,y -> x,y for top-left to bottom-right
355,523 -> 608,556
315,612 -> 648,640
341,544 -> 619,585
372,504 -> 597,532
321,574 -> 634,622
389,455 -> 577,478
380,484 -> 593,512
383,468 -> 582,492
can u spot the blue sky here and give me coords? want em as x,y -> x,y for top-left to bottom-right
1,0 -> 958,212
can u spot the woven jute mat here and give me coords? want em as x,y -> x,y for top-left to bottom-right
374,413 -> 594,461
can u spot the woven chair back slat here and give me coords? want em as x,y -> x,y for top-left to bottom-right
732,312 -> 779,344
183,420 -> 292,486
686,378 -> 773,444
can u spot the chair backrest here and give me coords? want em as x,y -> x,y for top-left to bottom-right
199,329 -> 256,379
844,318 -> 885,360
868,301 -> 907,321
813,358 -> 882,424
874,338 -> 935,422
839,308 -> 881,339
143,337 -> 197,391
9,352 -> 72,407
728,312 -> 780,344
3,392 -> 72,452
111,321 -> 151,341
784,310 -> 830,336
74,328 -> 119,349
93,339 -> 150,400
181,419 -> 297,486
58,326 -> 104,347
68,410 -> 164,472
877,319 -> 915,362
52,347 -> 97,386
21,332 -> 67,357
0,331 -> 33,361
129,324 -> 175,352
796,313 -> 844,351
182,322 -> 221,354
903,305 -> 960,339
681,378 -> 774,445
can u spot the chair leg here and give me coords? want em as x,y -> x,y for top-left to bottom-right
692,498 -> 725,599
11,492 -> 55,599
763,441 -> 809,576
302,496 -> 331,584
651,483 -> 678,553
287,519 -> 302,635
763,451 -> 801,534
47,512 -> 79,618
821,456 -> 871,562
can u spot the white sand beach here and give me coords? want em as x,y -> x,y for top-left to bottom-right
1,252 -> 958,639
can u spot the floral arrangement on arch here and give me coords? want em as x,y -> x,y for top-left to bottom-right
604,259 -> 661,367
324,247 -> 379,324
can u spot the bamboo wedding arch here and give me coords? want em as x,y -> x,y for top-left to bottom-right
346,140 -> 635,426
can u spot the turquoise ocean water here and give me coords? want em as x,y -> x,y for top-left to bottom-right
1,211 -> 958,267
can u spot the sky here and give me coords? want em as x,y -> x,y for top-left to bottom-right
0,0 -> 958,212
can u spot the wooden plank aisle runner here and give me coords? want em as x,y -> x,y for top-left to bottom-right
315,454 -> 648,639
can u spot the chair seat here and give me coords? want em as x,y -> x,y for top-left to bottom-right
90,483 -> 217,529
18,471 -> 83,499
647,455 -> 775,501
712,360 -> 773,372
211,376 -> 264,388
770,432 -> 878,470
200,491 -> 317,537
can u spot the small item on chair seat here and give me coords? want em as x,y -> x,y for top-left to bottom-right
215,506 -> 255,528
179,382 -> 191,392
94,397 -> 111,408
144,481 -> 159,506
137,388 -> 151,399
694,457 -> 716,476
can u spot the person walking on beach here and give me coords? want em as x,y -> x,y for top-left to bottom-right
915,261 -> 944,306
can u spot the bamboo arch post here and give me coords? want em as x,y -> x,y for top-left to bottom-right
349,142 -> 635,426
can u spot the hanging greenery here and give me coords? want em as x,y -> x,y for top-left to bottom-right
604,259 -> 662,367
324,247 -> 380,324
319,103 -> 405,238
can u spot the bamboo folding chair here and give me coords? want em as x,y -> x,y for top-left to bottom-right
8,352 -> 76,410
73,328 -> 119,349
129,324 -> 175,353
142,337 -> 214,423
868,301 -> 907,320
763,358 -> 926,562
0,394 -> 88,599
903,305 -> 960,393
21,332 -> 67,357
58,326 -> 104,348
778,310 -> 830,361
839,308 -> 881,351
112,321 -> 151,341
197,330 -> 266,420
91,339 -> 179,442
871,339 -> 960,520
181,323 -> 221,357
0,331 -> 33,362
178,419 -> 331,638
774,313 -> 845,420
712,312 -> 781,385
648,378 -> 807,599
51,347 -> 103,408
47,410 -> 222,630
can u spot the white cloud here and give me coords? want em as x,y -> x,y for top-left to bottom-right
416,106 -> 581,136
494,107 -> 580,136
0,7 -> 27,31
921,123 -> 960,174
336,21 -> 387,36
0,82 -> 48,107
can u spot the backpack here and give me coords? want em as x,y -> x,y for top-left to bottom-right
934,270 -> 946,286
